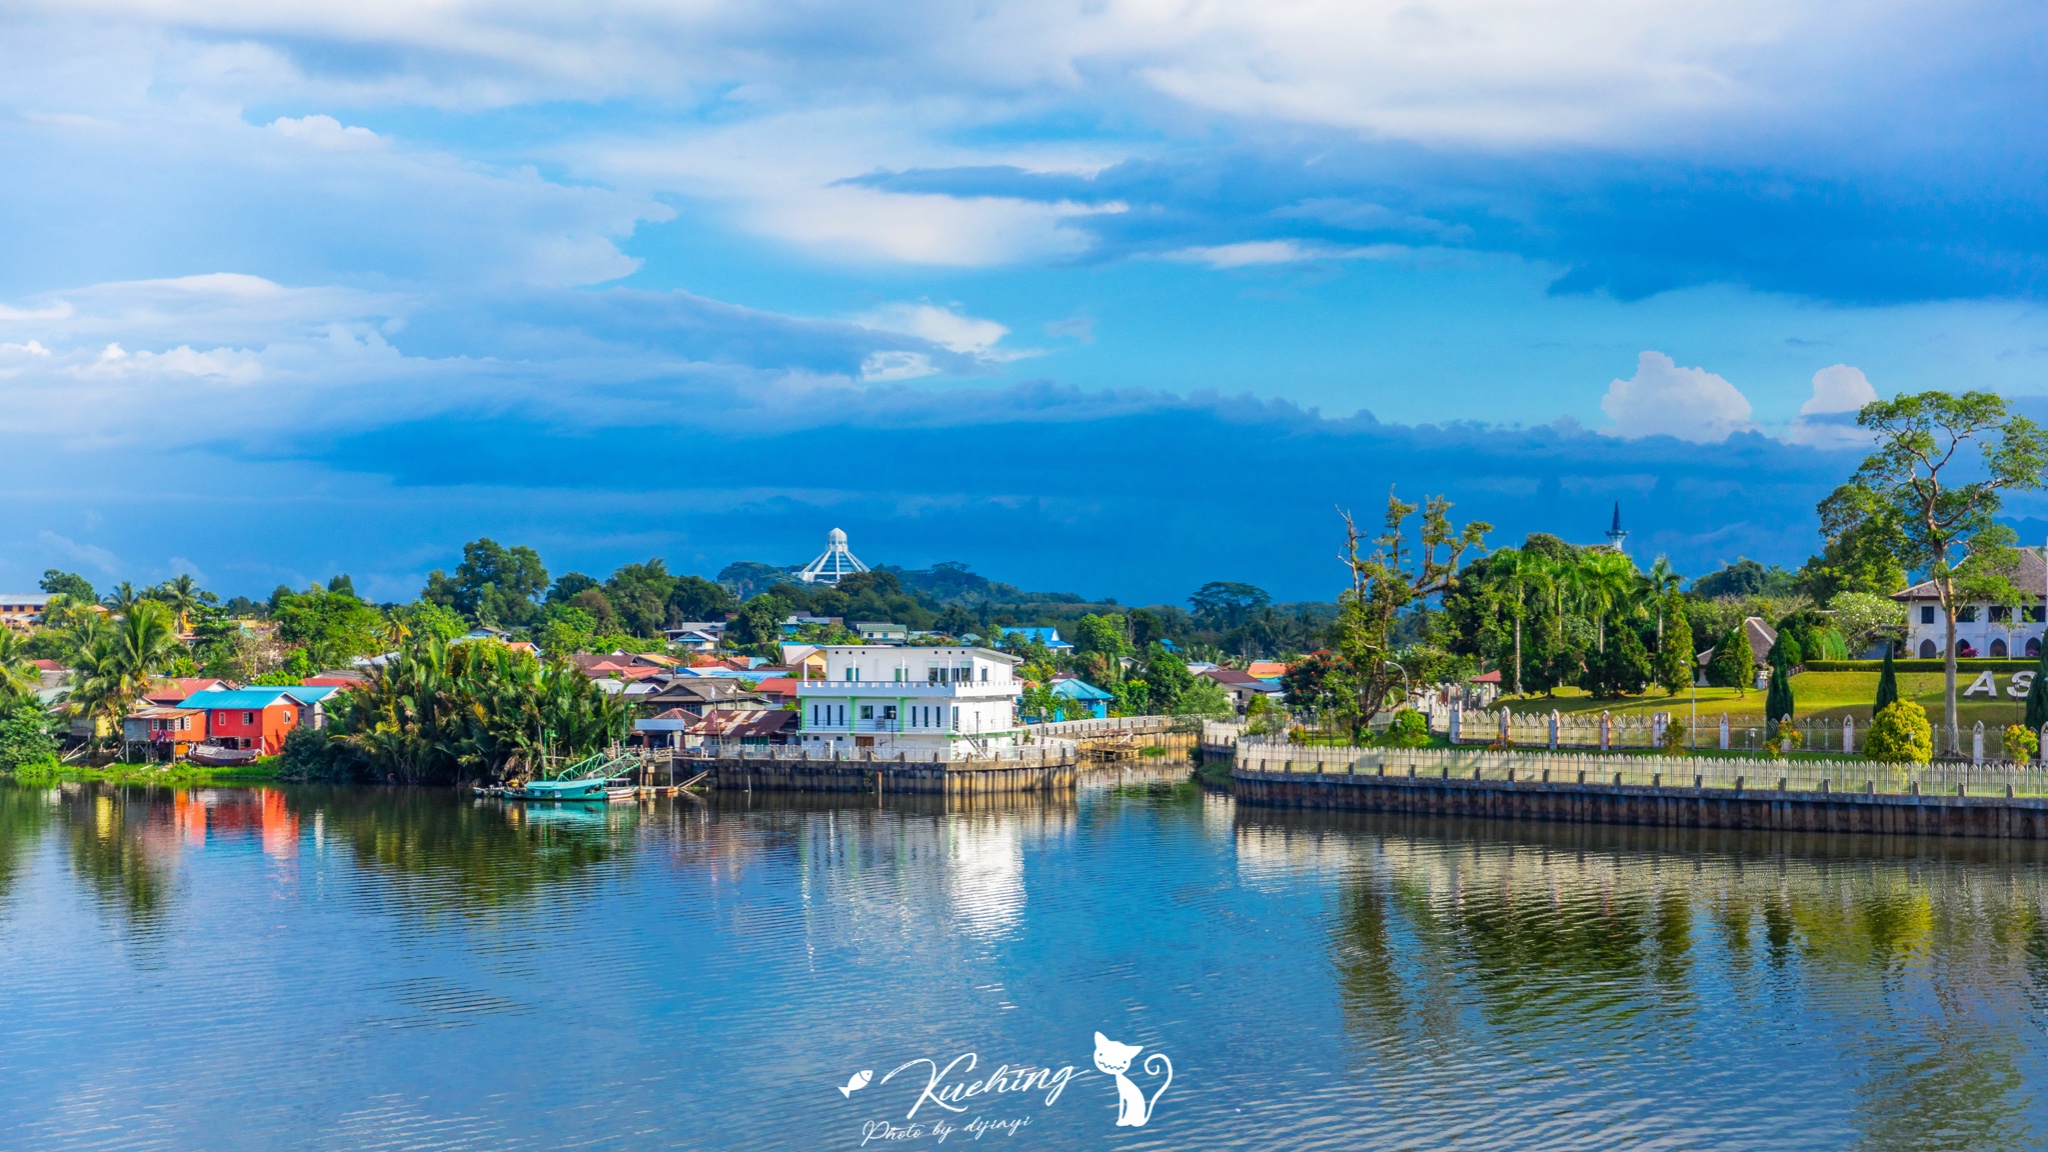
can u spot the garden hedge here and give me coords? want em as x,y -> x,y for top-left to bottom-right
1802,659 -> 2037,674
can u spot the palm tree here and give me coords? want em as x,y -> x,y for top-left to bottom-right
1580,551 -> 1640,653
102,582 -> 144,617
1488,548 -> 1553,698
153,574 -> 204,634
1640,556 -> 1683,645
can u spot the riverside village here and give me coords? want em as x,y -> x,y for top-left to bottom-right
10,393 -> 2048,836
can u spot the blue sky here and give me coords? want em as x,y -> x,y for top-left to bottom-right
3,1 -> 2047,606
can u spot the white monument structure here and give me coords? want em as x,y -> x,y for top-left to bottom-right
797,527 -> 869,586
796,645 -> 1023,757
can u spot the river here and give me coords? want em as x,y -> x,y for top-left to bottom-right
3,767 -> 2047,1150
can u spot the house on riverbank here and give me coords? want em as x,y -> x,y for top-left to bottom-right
796,644 -> 1023,757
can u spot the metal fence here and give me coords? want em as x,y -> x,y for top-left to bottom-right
1427,705 -> 2040,763
1236,737 -> 2048,797
1035,716 -> 1174,738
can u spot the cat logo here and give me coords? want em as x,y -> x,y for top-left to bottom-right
1092,1032 -> 1172,1128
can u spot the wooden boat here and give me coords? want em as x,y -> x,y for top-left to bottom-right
503,777 -> 619,802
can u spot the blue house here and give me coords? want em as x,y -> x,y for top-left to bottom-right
1051,677 -> 1113,719
1002,626 -> 1074,653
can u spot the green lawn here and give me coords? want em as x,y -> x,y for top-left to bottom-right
1497,671 -> 2037,728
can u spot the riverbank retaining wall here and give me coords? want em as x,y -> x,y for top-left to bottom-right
1232,767 -> 2048,839
693,754 -> 1077,796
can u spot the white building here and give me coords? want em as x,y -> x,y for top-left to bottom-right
797,528 -> 868,585
796,645 -> 1023,757
1896,547 -> 2048,659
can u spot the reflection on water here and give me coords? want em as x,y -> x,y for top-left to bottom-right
5,772 -> 2048,1150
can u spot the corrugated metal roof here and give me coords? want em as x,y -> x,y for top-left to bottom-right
178,687 -> 315,709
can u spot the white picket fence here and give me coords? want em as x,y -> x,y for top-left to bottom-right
1425,705 -> 2040,764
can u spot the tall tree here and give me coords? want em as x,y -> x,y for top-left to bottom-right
1841,392 -> 2048,754
1485,547 -> 1552,697
1334,493 -> 1489,740
423,539 -> 550,628
151,573 -> 207,633
1188,582 -> 1272,631
2026,643 -> 2048,733
1874,646 -> 1901,717
1764,638 -> 1796,734
39,570 -> 95,603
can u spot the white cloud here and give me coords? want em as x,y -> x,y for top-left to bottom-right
856,303 -> 1008,354
268,114 -> 383,150
1599,351 -> 1754,442
38,530 -> 120,575
1164,239 -> 1403,268
1799,363 -> 1878,414
1785,363 -> 1878,447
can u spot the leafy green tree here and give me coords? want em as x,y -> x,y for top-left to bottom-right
0,695 -> 56,773
1174,677 -> 1233,718
1111,678 -> 1150,716
667,575 -> 737,624
0,631 -> 42,702
1653,602 -> 1694,694
1482,547 -> 1553,696
2004,724 -> 2039,764
1865,700 -> 1933,764
273,585 -> 387,666
1838,391 -> 2048,754
726,594 -> 787,652
423,538 -> 550,629
1142,642 -> 1194,714
1705,625 -> 1755,689
935,604 -> 977,639
39,569 -> 94,603
1692,560 -> 1798,599
1875,646 -> 1901,716
2023,640 -> 2048,731
1188,582 -> 1272,631
1584,626 -> 1652,698
391,599 -> 468,644
325,573 -> 357,598
1829,591 -> 1906,656
548,572 -> 600,603
536,605 -> 597,656
1127,609 -> 1166,649
1799,483 -> 1910,601
102,581 -> 144,615
604,559 -> 678,637
1073,612 -> 1129,683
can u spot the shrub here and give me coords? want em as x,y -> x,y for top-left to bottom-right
1764,726 -> 1803,758
1865,701 -> 1933,765
1661,719 -> 1687,754
0,698 -> 57,774
2005,724 -> 2040,764
1377,709 -> 1430,749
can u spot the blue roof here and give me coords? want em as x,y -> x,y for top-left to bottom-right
1051,678 -> 1113,700
177,687 -> 323,710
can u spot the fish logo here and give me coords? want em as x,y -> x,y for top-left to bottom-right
838,1070 -> 873,1098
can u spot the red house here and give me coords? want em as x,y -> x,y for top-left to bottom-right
184,688 -> 313,756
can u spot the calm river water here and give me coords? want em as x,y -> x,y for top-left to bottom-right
5,768 -> 2048,1151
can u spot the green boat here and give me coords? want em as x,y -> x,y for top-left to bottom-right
502,752 -> 641,803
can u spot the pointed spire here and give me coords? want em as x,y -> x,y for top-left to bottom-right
1605,502 -> 1629,552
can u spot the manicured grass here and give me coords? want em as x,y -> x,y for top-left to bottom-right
1497,671 -> 2039,728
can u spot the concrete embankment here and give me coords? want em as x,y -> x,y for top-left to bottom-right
1232,766 -> 2048,839
686,753 -> 1078,796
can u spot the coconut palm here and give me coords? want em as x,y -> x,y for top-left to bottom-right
152,574 -> 204,634
67,601 -> 182,746
102,582 -> 144,617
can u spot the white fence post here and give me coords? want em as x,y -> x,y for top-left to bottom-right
1973,722 -> 1985,765
1719,714 -> 1730,751
1843,716 -> 1854,754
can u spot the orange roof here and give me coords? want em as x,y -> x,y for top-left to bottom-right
753,677 -> 797,696
1246,661 -> 1287,679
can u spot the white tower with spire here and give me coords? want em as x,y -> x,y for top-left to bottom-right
1605,503 -> 1628,553
797,528 -> 869,585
